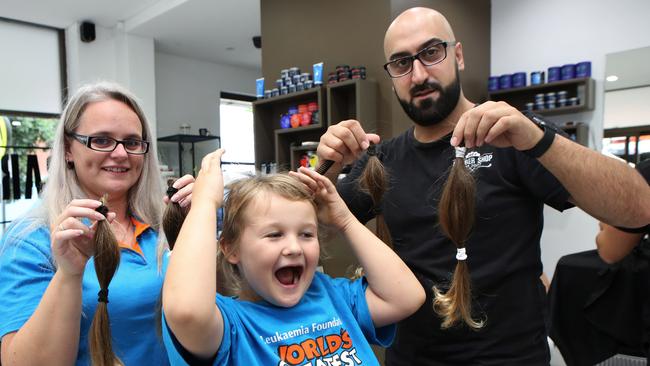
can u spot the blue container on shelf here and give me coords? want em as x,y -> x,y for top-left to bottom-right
561,64 -> 576,80
256,77 -> 264,99
499,74 -> 512,89
512,72 -> 526,88
576,61 -> 591,78
488,76 -> 499,91
548,66 -> 561,82
530,71 -> 545,85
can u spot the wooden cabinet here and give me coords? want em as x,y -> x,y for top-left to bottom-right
327,79 -> 377,127
489,77 -> 595,116
253,79 -> 377,172
253,86 -> 325,172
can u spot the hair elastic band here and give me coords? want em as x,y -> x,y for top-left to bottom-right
367,143 -> 377,156
456,247 -> 467,261
455,146 -> 466,158
166,186 -> 179,199
95,204 -> 108,216
97,289 -> 109,303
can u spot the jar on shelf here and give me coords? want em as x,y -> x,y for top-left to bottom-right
179,123 -> 191,134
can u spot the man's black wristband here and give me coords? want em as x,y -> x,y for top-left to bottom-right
523,125 -> 555,158
521,111 -> 557,158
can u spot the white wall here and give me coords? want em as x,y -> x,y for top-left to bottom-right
66,22 -> 157,134
66,23 -> 117,89
154,52 -> 258,173
64,23 -> 260,176
491,0 -> 650,276
0,20 -> 63,114
116,26 -> 157,139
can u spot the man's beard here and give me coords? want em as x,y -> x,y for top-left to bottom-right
397,67 -> 461,127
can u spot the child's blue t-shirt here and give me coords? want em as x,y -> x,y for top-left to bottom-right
163,271 -> 396,365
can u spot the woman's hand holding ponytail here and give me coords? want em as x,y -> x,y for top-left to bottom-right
50,199 -> 115,278
163,174 -> 195,208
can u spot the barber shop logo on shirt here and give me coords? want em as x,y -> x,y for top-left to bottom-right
464,151 -> 493,172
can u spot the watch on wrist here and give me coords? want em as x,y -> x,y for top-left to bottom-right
521,111 -> 558,158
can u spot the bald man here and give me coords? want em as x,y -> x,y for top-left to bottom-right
317,6 -> 650,365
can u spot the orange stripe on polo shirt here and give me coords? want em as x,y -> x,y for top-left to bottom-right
117,217 -> 150,256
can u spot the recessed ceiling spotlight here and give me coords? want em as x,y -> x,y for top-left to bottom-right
606,75 -> 619,82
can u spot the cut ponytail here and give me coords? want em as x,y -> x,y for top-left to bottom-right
433,146 -> 484,329
157,179 -> 188,338
358,143 -> 392,246
162,179 -> 186,250
89,195 -> 124,366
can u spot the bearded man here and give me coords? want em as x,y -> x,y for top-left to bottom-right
316,6 -> 650,365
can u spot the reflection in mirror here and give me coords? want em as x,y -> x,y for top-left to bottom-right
602,46 -> 650,164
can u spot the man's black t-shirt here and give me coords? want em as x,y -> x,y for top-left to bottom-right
337,128 -> 571,365
617,159 -> 650,361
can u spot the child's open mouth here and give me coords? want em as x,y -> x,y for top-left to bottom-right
275,266 -> 304,286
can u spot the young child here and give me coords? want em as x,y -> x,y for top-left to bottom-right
162,149 -> 425,365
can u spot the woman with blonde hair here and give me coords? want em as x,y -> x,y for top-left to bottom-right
0,81 -> 193,365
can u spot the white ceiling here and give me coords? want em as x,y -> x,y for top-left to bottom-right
0,0 -> 262,69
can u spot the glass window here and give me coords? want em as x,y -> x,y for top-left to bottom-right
1,115 -> 59,234
219,97 -> 255,177
603,127 -> 650,165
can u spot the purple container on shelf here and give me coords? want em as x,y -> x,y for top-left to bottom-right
280,114 -> 291,129
561,64 -> 576,80
488,76 -> 499,91
548,66 -> 561,82
512,72 -> 526,88
499,74 -> 513,89
576,61 -> 591,78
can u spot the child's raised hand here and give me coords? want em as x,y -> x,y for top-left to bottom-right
291,167 -> 355,231
193,149 -> 225,208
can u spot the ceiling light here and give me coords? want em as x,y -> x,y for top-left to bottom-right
606,75 -> 619,82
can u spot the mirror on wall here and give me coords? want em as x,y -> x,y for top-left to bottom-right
602,46 -> 650,164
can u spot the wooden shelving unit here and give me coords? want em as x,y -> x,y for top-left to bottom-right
253,87 -> 325,172
253,79 -> 377,172
327,78 -> 377,127
489,77 -> 595,116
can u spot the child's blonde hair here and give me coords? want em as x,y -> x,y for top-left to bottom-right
218,174 -> 317,294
